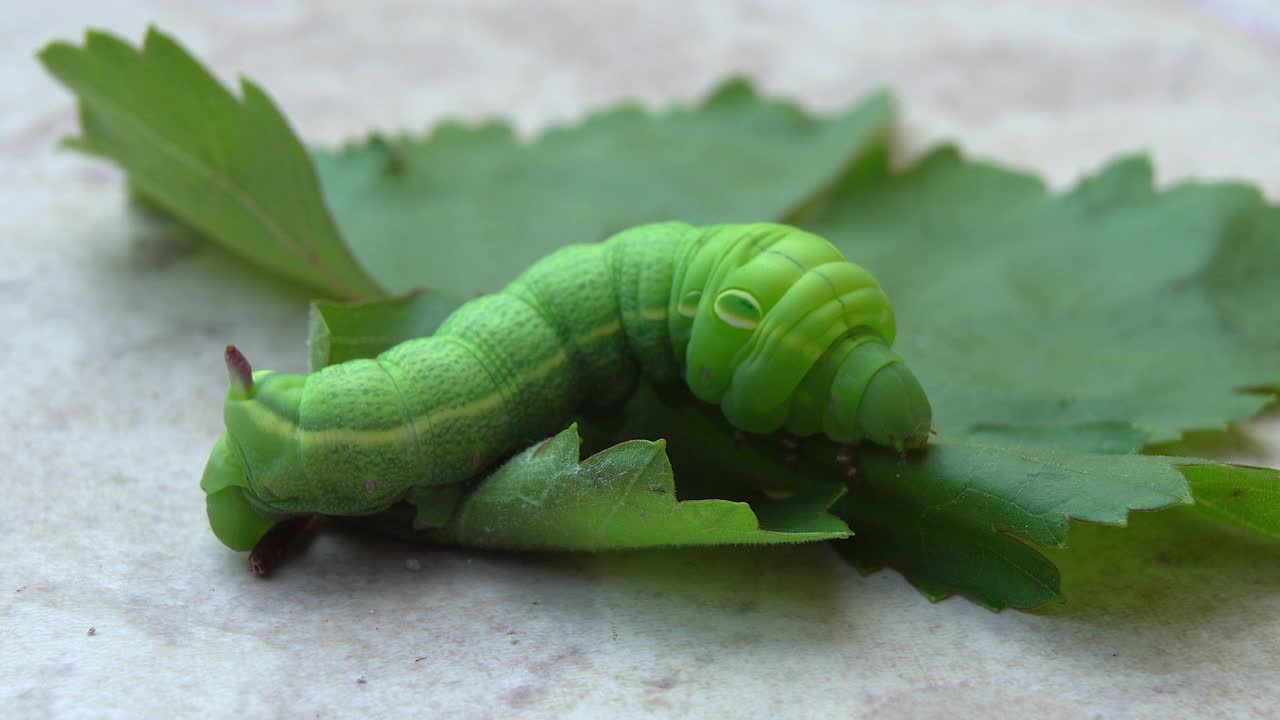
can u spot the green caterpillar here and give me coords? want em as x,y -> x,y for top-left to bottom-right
201,222 -> 933,556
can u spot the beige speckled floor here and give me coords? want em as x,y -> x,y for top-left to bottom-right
3,2 -> 1279,718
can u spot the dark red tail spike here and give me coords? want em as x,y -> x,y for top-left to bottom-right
225,344 -> 254,397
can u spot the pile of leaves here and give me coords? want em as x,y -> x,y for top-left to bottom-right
40,28 -> 1280,610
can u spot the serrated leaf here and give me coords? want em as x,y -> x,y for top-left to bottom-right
44,28 -> 896,304
570,382 -> 1207,610
52,28 -> 1278,609
831,443 -> 1194,610
424,424 -> 850,550
1181,463 -> 1280,540
312,80 -> 893,296
37,28 -> 385,300
808,147 -> 1280,445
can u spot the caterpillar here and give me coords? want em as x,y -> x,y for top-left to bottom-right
201,222 -> 933,556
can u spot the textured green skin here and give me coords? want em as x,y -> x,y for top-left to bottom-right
201,222 -> 932,550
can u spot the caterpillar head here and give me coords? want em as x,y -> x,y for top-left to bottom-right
852,342 -> 932,451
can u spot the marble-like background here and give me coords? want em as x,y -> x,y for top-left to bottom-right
3,2 -> 1278,717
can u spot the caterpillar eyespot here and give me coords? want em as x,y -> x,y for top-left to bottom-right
200,222 -> 933,552
713,289 -> 763,329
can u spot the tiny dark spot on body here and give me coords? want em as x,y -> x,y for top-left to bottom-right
1230,489 -> 1247,499
414,656 -> 428,663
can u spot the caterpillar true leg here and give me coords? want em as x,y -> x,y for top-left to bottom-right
836,442 -> 859,481
781,431 -> 801,466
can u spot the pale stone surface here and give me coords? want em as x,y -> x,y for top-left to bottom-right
3,1 -> 1279,717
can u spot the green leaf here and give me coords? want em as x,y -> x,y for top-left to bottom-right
1181,463 -> 1280,540
808,147 -> 1280,445
37,27 -> 385,300
831,443 -> 1194,610
574,382 -> 1202,610
51,27 -> 1276,610
313,80 -> 893,296
424,424 -> 851,550
44,28 -> 894,302
307,291 -> 462,371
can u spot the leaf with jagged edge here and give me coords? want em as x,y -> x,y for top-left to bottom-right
807,146 -> 1280,448
347,424 -> 851,551
41,27 -> 897,302
312,79 -> 894,297
38,27 -> 385,300
52,26 -> 1277,607
829,442 -> 1194,610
